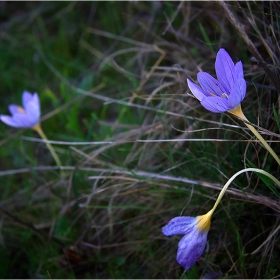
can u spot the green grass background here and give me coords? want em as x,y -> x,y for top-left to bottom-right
0,2 -> 279,279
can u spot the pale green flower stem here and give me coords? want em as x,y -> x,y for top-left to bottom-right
229,105 -> 280,166
207,168 -> 280,218
33,124 -> 65,177
198,168 -> 280,253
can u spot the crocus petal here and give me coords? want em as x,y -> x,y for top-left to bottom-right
8,104 -> 22,115
25,101 -> 40,127
11,113 -> 33,127
187,79 -> 209,101
215,49 -> 234,92
233,61 -> 244,82
0,115 -> 21,128
162,216 -> 196,236
22,91 -> 34,109
197,72 -> 227,97
228,78 -> 246,109
32,93 -> 40,114
201,96 -> 229,113
176,229 -> 208,270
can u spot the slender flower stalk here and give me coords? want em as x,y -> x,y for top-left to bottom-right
32,124 -> 64,177
229,105 -> 280,166
0,91 -> 64,177
162,168 -> 280,271
210,168 -> 280,214
187,48 -> 280,165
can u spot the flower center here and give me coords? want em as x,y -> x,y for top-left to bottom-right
17,107 -> 26,114
207,91 -> 229,99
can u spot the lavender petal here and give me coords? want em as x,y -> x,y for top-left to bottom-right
0,115 -> 21,128
233,61 -> 244,82
25,98 -> 40,125
162,216 -> 196,236
187,79 -> 208,101
228,78 -> 246,110
176,229 -> 208,270
215,49 -> 234,93
201,96 -> 229,113
197,72 -> 226,97
22,91 -> 33,110
8,104 -> 22,115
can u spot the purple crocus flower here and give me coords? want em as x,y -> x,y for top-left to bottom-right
162,212 -> 211,271
187,48 -> 246,113
0,91 -> 40,129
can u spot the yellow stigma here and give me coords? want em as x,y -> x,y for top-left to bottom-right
196,210 -> 213,231
17,107 -> 26,114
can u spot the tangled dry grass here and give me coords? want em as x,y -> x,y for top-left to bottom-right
0,1 -> 279,278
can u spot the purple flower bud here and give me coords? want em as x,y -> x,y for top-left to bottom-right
187,49 -> 246,113
0,91 -> 41,129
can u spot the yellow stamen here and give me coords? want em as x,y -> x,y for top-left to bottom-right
196,210 -> 213,231
207,90 -> 217,97
17,107 -> 26,114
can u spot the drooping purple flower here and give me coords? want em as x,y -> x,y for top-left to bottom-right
162,212 -> 212,271
0,91 -> 40,129
187,48 -> 246,113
